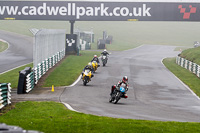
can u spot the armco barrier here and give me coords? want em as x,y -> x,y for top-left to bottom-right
176,56 -> 200,78
0,83 -> 11,109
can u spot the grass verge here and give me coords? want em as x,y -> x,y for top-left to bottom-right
179,46 -> 200,65
0,101 -> 200,133
43,51 -> 101,87
0,51 -> 100,88
0,63 -> 33,88
0,41 -> 8,52
163,57 -> 200,97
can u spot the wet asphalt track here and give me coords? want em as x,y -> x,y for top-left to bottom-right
61,45 -> 200,122
2,31 -> 200,122
0,30 -> 33,73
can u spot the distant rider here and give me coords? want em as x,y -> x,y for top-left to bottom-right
101,49 -> 109,56
110,76 -> 129,98
101,49 -> 109,62
91,55 -> 100,67
82,62 -> 94,77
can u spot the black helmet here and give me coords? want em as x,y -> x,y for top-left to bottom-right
122,76 -> 128,83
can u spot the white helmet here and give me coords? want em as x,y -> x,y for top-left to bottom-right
104,49 -> 107,52
88,62 -> 92,66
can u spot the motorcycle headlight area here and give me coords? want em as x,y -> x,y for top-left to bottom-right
84,70 -> 90,75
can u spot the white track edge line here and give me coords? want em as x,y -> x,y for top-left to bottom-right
61,102 -> 79,112
0,62 -> 33,75
61,75 -> 82,112
161,58 -> 200,100
68,75 -> 82,87
0,39 -> 10,54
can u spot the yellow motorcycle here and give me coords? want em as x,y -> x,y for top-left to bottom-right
92,61 -> 98,72
82,69 -> 92,85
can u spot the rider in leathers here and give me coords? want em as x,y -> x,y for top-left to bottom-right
82,62 -> 94,77
110,76 -> 129,98
101,49 -> 109,56
101,49 -> 109,62
91,55 -> 100,67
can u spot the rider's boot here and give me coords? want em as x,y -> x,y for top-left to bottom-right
124,94 -> 128,98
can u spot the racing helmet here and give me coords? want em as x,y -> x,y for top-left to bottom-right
88,62 -> 92,67
104,49 -> 107,52
122,76 -> 128,83
94,55 -> 97,58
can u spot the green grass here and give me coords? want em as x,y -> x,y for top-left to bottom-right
0,51 -> 100,88
0,63 -> 33,88
0,41 -> 8,52
43,51 -> 101,87
163,58 -> 200,97
0,101 -> 200,133
179,46 -> 200,65
1,21 -> 200,50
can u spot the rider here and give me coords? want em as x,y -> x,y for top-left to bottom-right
101,49 -> 109,56
110,76 -> 129,98
101,49 -> 109,61
91,55 -> 100,67
82,62 -> 94,77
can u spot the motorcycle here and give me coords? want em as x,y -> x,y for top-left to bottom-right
101,55 -> 107,67
91,61 -> 98,72
109,86 -> 127,104
82,69 -> 92,86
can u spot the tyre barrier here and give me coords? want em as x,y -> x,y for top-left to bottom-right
17,67 -> 32,94
176,56 -> 200,78
26,71 -> 34,93
0,83 -> 11,109
34,50 -> 65,84
17,50 -> 65,94
0,123 -> 42,133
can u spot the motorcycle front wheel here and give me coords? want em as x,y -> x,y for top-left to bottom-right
83,77 -> 89,86
109,97 -> 113,103
113,92 -> 120,104
109,93 -> 115,103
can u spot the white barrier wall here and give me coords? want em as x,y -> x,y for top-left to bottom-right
33,29 -> 66,68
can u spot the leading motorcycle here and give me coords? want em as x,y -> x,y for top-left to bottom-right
109,86 -> 126,104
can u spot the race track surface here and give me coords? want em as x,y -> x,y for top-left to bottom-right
61,45 -> 200,122
0,30 -> 33,73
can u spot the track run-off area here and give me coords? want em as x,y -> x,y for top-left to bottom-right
60,45 -> 200,122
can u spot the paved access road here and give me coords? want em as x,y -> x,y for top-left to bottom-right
61,45 -> 200,122
0,30 -> 33,73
